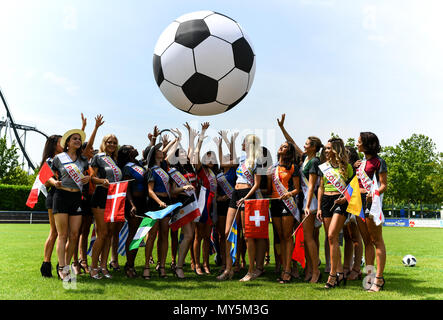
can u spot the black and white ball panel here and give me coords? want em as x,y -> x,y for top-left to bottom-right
153,11 -> 256,115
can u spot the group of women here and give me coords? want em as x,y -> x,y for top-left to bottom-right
38,113 -> 387,292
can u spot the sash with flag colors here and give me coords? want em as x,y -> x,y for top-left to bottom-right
129,217 -> 157,251
104,181 -> 128,223
244,199 -> 270,239
369,174 -> 384,226
117,221 -> 129,256
26,162 -> 53,209
292,224 -> 305,268
343,176 -> 364,218
169,194 -> 200,232
197,186 -> 215,225
227,219 -> 238,263
87,224 -> 96,256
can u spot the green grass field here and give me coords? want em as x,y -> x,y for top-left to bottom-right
1,224 -> 442,300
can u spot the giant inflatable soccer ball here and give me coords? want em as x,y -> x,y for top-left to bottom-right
153,11 -> 256,116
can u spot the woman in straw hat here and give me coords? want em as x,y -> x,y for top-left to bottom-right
47,128 -> 90,281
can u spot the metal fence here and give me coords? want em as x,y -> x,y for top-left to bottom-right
0,211 -> 49,224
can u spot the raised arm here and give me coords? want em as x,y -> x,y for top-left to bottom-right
84,114 -> 104,155
194,122 -> 209,171
277,114 -> 303,158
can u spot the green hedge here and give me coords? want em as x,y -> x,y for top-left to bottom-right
0,184 -> 46,211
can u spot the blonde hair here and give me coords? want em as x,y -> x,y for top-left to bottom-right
328,138 -> 349,180
100,134 -> 119,160
244,134 -> 262,169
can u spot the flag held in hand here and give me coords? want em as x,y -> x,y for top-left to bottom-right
26,162 -> 53,209
104,181 -> 128,223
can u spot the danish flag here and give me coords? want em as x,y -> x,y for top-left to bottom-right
26,162 -> 54,209
104,181 -> 128,223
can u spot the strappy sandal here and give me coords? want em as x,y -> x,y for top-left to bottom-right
216,269 -> 234,281
109,260 -> 121,272
100,267 -> 112,279
158,266 -> 168,278
203,265 -> 211,275
347,268 -> 362,280
279,271 -> 292,284
194,265 -> 204,276
253,267 -> 265,278
124,264 -> 137,278
264,255 -> 271,266
57,264 -> 70,281
142,267 -> 151,280
71,261 -> 82,276
90,267 -> 103,280
174,266 -> 185,279
79,259 -> 89,274
337,272 -> 347,287
368,276 -> 385,292
324,273 -> 338,289
239,272 -> 254,282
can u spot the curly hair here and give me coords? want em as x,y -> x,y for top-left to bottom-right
328,138 -> 349,180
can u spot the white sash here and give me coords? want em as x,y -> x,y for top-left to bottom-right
356,159 -> 372,193
203,167 -> 217,194
240,158 -> 262,199
58,152 -> 85,190
300,158 -> 318,211
168,168 -> 193,196
99,153 -> 122,182
271,164 -> 300,221
216,172 -> 234,199
152,166 -> 170,196
319,162 -> 348,194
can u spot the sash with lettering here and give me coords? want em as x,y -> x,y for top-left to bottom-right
203,167 -> 218,194
319,162 -> 348,194
98,153 -> 122,182
300,158 -> 319,211
125,162 -> 145,180
168,167 -> 193,196
271,163 -> 300,222
216,172 -> 234,199
357,159 -> 384,225
152,165 -> 170,196
239,157 -> 262,199
58,152 -> 85,190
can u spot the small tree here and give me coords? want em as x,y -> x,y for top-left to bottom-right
0,136 -> 32,185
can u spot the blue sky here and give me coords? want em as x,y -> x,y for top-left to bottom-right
1,0 -> 442,169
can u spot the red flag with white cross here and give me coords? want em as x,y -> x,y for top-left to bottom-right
244,199 -> 270,239
104,181 -> 128,223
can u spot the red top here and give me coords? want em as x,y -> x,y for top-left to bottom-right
358,156 -> 387,189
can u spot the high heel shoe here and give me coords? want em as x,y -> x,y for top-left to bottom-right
310,271 -> 322,284
57,265 -> 70,281
194,265 -> 204,276
90,268 -> 103,280
368,276 -> 385,292
142,267 -> 151,280
109,260 -> 121,272
278,271 -> 292,284
347,268 -> 362,280
79,259 -> 89,274
158,266 -> 168,278
124,263 -> 137,278
216,269 -> 234,281
174,266 -> 185,279
324,274 -> 338,289
337,272 -> 347,287
100,267 -> 112,279
40,261 -> 52,278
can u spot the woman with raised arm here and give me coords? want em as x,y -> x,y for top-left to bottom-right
267,141 -> 301,284
214,131 -> 238,274
277,114 -> 323,283
355,132 -> 387,292
194,122 -> 218,275
47,129 -> 90,281
217,134 -> 262,282
317,138 -> 354,289
89,134 -> 122,279
39,134 -> 63,277
166,129 -> 199,279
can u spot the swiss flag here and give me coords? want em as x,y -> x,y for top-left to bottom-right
104,181 -> 128,223
26,162 -> 54,209
292,224 -> 305,268
244,199 -> 270,239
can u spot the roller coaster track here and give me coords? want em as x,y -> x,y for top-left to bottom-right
0,86 -> 48,171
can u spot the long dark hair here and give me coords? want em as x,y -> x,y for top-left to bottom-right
360,132 -> 381,156
202,151 -> 220,174
117,145 -> 132,170
147,144 -> 168,171
278,142 -> 297,170
173,148 -> 195,175
63,133 -> 83,159
40,135 -> 62,168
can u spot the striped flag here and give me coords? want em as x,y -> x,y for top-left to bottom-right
344,176 -> 364,219
369,174 -> 384,226
87,224 -> 96,256
227,219 -> 238,263
197,186 -> 215,224
169,194 -> 200,231
117,221 -> 129,256
129,217 -> 157,251
26,162 -> 53,208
